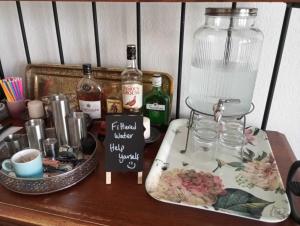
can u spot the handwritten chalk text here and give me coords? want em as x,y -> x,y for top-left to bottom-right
118,152 -> 140,164
112,121 -> 137,131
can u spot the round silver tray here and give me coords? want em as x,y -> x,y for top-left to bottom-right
0,134 -> 98,195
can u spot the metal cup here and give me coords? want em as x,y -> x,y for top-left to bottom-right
51,94 -> 70,146
4,134 -> 29,156
43,138 -> 58,160
25,119 -> 45,151
45,127 -> 57,139
67,112 -> 87,149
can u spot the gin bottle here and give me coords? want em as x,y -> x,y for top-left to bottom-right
121,44 -> 143,114
144,74 -> 170,127
76,64 -> 104,119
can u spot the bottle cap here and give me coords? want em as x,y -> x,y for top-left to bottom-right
152,74 -> 162,87
82,64 -> 92,74
127,44 -> 136,60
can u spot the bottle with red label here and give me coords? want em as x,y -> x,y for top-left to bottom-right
76,64 -> 105,120
121,44 -> 143,114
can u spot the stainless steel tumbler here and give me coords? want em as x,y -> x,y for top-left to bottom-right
67,112 -> 87,149
51,94 -> 70,146
43,138 -> 58,159
25,119 -> 45,151
4,134 -> 29,156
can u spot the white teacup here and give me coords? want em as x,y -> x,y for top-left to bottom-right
2,149 -> 43,178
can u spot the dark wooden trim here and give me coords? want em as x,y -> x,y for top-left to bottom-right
16,1 -> 31,64
8,1 -> 300,2
52,1 -> 65,64
261,3 -> 292,130
175,2 -> 185,118
92,2 -> 101,67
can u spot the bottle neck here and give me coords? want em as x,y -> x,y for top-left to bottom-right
127,58 -> 137,69
205,15 -> 256,29
153,86 -> 162,92
84,72 -> 92,79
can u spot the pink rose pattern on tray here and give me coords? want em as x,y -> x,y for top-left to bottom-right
149,126 -> 289,220
236,153 -> 284,192
214,128 -> 284,193
245,127 -> 260,145
152,169 -> 226,206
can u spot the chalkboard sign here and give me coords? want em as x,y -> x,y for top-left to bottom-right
104,115 -> 145,172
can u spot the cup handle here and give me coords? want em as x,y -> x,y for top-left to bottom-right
24,99 -> 30,108
2,159 -> 13,172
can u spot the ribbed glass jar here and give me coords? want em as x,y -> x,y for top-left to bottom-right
189,8 -> 264,116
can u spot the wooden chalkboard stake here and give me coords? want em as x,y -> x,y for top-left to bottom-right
106,172 -> 111,184
137,171 -> 143,184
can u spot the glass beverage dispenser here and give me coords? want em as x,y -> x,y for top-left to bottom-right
188,8 -> 263,116
183,8 -> 263,156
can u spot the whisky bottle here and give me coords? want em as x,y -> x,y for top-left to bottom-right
106,83 -> 123,114
144,74 -> 170,127
76,64 -> 104,119
121,44 -> 143,114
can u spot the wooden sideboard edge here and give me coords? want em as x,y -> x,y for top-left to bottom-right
9,1 -> 300,3
0,201 -> 110,226
267,130 -> 297,161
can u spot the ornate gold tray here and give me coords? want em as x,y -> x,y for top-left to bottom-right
0,133 -> 98,195
25,64 -> 174,104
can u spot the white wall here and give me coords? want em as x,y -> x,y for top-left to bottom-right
0,2 -> 299,159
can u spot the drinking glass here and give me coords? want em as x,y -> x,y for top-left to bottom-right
219,119 -> 245,151
191,114 -> 218,155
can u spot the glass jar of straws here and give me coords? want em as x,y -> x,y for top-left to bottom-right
0,77 -> 26,119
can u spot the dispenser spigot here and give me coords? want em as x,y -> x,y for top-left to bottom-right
213,99 -> 240,122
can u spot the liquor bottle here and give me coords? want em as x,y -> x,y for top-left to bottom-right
106,83 -> 123,114
144,74 -> 170,127
76,64 -> 104,120
121,44 -> 143,114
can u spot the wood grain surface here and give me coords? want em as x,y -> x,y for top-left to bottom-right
0,119 -> 298,226
11,1 -> 300,3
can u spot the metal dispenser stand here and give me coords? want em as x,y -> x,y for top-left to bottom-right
181,97 -> 255,159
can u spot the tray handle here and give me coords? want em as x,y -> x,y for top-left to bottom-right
286,160 -> 300,223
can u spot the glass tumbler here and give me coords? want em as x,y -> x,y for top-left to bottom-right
191,115 -> 218,154
219,119 -> 245,151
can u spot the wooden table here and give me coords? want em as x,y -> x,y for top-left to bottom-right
0,119 -> 298,226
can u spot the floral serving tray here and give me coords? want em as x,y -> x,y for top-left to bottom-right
145,119 -> 290,223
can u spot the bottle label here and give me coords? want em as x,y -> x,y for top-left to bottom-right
79,100 -> 101,119
146,103 -> 166,111
122,84 -> 143,109
107,99 -> 122,113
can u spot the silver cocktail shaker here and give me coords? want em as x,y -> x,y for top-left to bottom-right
67,112 -> 87,149
25,119 -> 45,151
51,94 -> 70,146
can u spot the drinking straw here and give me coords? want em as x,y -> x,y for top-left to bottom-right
0,80 -> 14,102
0,77 -> 25,102
3,80 -> 16,101
9,78 -> 20,100
6,79 -> 18,101
17,77 -> 24,98
11,79 -> 20,100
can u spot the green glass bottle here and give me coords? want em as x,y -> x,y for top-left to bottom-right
143,74 -> 170,128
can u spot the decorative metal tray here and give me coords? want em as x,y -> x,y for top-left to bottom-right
146,119 -> 291,223
25,64 -> 174,107
0,134 -> 98,195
